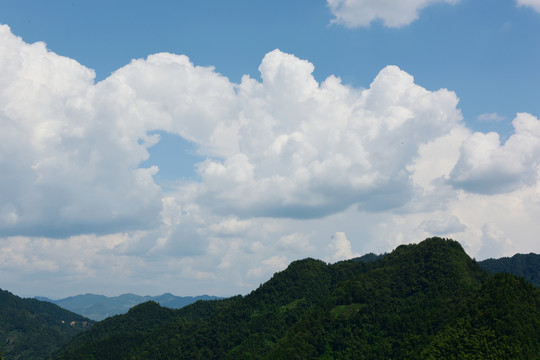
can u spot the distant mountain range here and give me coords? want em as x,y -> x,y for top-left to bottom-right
35,293 -> 222,321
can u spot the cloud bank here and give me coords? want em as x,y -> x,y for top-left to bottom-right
1,24 -> 540,296
0,24 -> 464,236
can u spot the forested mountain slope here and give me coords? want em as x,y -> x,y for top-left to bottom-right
479,253 -> 540,287
55,257 -> 371,359
266,239 -> 538,359
0,289 -> 93,360
54,238 -> 540,359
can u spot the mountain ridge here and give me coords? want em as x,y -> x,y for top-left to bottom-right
349,249 -> 540,288
36,293 -> 222,321
478,252 -> 540,287
55,237 -> 540,359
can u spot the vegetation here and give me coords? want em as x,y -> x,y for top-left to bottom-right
479,253 -> 540,287
0,289 -> 93,360
54,237 -> 540,359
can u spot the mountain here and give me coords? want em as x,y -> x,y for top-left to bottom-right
354,251 -> 540,288
0,289 -> 94,360
479,253 -> 540,287
55,257 -> 370,359
265,239 -> 536,359
54,237 -> 540,359
37,293 -> 221,321
351,252 -> 385,263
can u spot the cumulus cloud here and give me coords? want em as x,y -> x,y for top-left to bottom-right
0,25 -> 239,238
327,232 -> 359,262
448,113 -> 540,194
0,25 -> 162,237
327,0 -> 459,28
516,0 -> 540,13
3,24 -> 540,297
195,51 -> 462,219
1,23 -> 466,237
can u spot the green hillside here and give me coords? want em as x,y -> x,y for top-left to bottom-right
0,289 -> 93,360
479,253 -> 540,287
54,238 -> 540,359
266,239 -> 539,359
55,257 -> 371,359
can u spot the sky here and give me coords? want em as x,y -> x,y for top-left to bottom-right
0,0 -> 539,298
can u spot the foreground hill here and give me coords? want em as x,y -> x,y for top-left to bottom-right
0,289 -> 93,360
479,253 -> 540,287
36,293 -> 221,321
55,238 -> 540,359
56,256 -> 370,359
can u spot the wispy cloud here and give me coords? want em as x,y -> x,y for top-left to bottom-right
477,112 -> 505,122
326,0 -> 540,29
326,0 -> 460,28
516,0 -> 540,13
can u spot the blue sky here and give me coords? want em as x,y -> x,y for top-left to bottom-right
0,0 -> 539,298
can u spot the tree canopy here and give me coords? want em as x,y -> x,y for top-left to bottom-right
55,238 -> 540,359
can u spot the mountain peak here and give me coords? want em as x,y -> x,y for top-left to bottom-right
53,237 -> 540,359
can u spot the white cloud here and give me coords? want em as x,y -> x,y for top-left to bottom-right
408,126 -> 469,191
195,53 -> 462,219
247,255 -> 289,279
0,25 -> 163,237
277,232 -> 314,254
477,112 -> 505,122
262,255 -> 289,269
448,113 -> 540,194
516,0 -> 540,13
327,232 -> 360,262
0,25 -> 465,237
327,0 -> 460,28
2,24 -> 540,298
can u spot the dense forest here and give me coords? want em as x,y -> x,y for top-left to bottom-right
479,253 -> 540,288
0,289 -> 93,360
53,238 -> 540,359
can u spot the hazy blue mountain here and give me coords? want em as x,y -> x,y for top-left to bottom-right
0,289 -> 93,360
36,293 -> 221,321
479,253 -> 540,287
